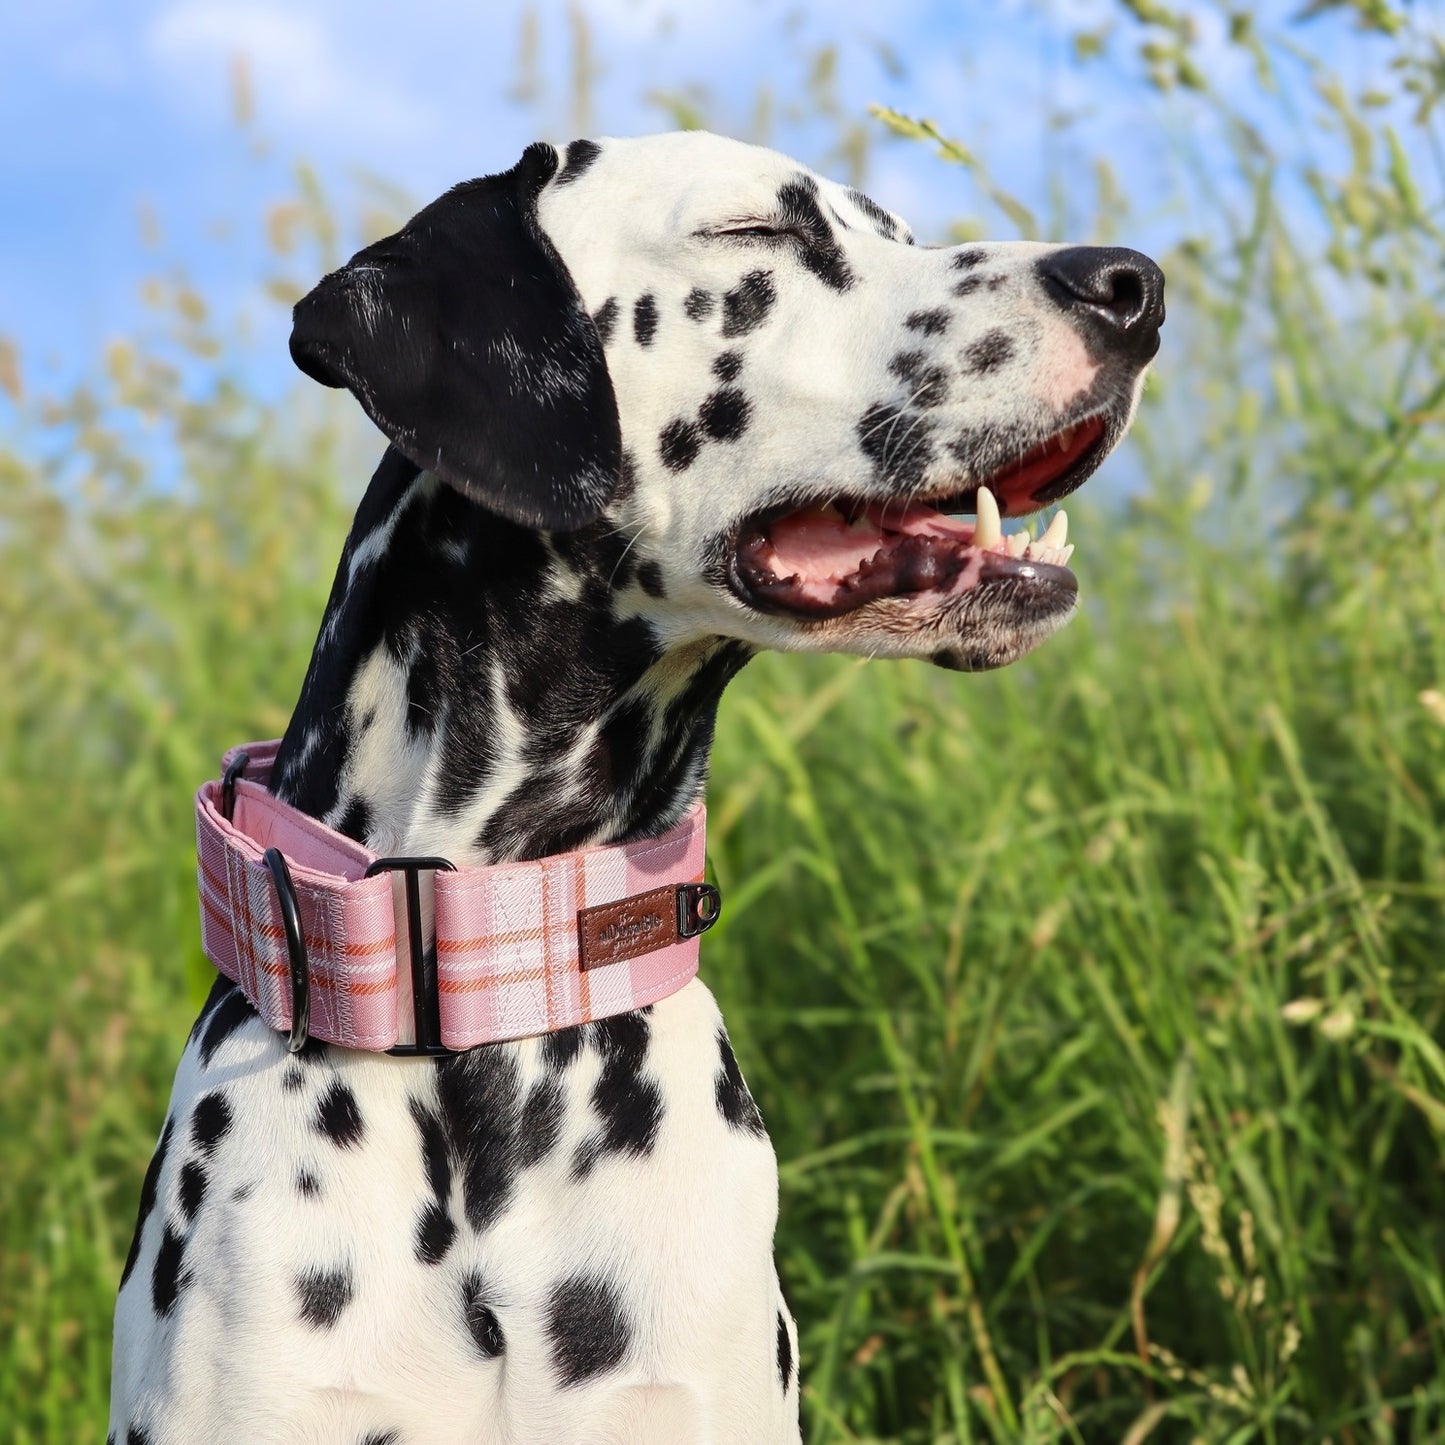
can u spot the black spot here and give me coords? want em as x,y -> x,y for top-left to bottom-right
198,981 -> 253,1067
407,1098 -> 456,1261
699,388 -> 751,441
281,1067 -> 306,1092
296,1169 -> 321,1198
543,1026 -> 583,1071
177,1160 -> 208,1224
518,1078 -> 566,1168
715,1028 -> 766,1136
952,247 -> 987,269
127,1429 -> 153,1445
775,176 -> 855,291
905,308 -> 950,336
847,186 -> 899,239
335,794 -> 371,842
857,402 -> 935,489
358,707 -> 377,732
612,448 -> 638,503
405,653 -> 441,738
314,1080 -> 365,1149
722,271 -> 776,338
435,1047 -> 523,1232
415,1202 -> 457,1266
573,1014 -> 663,1178
460,1272 -> 506,1359
409,1098 -> 452,1201
659,419 -> 702,472
191,1091 -> 232,1155
633,294 -> 658,347
684,288 -> 715,321
151,1223 -> 188,1316
777,1310 -> 793,1388
889,351 -> 949,408
954,274 -> 984,298
711,350 -> 742,381
120,1116 -> 172,1288
295,1266 -> 354,1329
593,297 -> 619,345
986,272 -> 1009,291
557,138 -> 601,186
964,329 -> 1016,374
358,1433 -> 400,1445
547,1274 -> 631,1386
637,561 -> 666,599
570,1136 -> 602,1180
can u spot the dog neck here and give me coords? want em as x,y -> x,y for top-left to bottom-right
271,448 -> 750,864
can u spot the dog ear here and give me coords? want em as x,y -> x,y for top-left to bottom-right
289,143 -> 620,532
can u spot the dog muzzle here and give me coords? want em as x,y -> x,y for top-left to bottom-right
194,741 -> 720,1056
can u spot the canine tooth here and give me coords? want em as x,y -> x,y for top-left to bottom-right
1039,510 -> 1068,549
974,486 -> 1002,549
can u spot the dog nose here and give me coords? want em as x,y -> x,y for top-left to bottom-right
1036,246 -> 1165,360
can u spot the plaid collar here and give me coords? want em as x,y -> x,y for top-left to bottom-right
195,741 -> 719,1056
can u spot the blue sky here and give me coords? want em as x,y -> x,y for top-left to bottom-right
1,1 -> 1434,410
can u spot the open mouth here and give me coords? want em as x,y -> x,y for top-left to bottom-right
732,414 -> 1106,621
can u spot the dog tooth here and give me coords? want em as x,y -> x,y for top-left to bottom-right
1039,511 -> 1068,549
1060,543 -> 1075,565
974,486 -> 1002,549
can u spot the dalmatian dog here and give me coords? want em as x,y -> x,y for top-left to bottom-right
110,131 -> 1163,1443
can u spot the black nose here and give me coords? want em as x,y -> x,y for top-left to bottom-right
1036,246 -> 1165,360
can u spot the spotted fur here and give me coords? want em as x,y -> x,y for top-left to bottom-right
112,130 -> 1162,1442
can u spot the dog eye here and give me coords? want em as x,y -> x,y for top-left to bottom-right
714,223 -> 792,240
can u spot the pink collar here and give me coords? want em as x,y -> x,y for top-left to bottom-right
195,741 -> 718,1055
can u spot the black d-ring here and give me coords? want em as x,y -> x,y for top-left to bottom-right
676,881 -> 723,939
221,751 -> 251,822
262,846 -> 310,1054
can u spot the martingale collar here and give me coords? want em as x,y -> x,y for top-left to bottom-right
195,741 -> 720,1056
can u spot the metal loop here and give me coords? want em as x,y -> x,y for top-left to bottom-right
262,846 -> 310,1054
676,881 -> 723,939
221,751 -> 251,822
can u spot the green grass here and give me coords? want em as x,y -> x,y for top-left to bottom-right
4,10 -> 1445,1439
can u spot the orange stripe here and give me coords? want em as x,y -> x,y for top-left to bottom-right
575,861 -> 591,1019
255,959 -> 396,994
201,890 -> 235,941
438,922 -> 548,955
252,921 -> 396,958
438,965 -> 550,995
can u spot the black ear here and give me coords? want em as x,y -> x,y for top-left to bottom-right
289,142 -> 620,532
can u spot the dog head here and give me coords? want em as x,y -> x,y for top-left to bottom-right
291,131 -> 1163,672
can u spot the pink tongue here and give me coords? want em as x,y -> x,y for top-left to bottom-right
767,503 -> 972,582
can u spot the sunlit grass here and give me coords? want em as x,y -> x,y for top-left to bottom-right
3,7 -> 1445,1439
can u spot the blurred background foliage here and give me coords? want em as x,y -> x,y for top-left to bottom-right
2,1 -> 1445,1440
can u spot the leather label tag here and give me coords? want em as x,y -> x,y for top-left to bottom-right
577,885 -> 678,971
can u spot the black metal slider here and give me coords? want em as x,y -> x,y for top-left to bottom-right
262,846 -> 311,1054
363,855 -> 457,1057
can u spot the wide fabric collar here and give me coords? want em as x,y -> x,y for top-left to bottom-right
195,741 -> 718,1055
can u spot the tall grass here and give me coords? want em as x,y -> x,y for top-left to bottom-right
3,5 -> 1444,1440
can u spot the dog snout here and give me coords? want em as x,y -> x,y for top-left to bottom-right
1036,246 -> 1165,362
